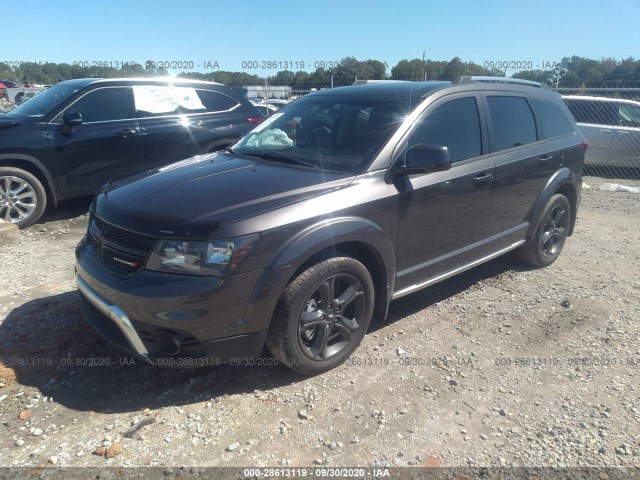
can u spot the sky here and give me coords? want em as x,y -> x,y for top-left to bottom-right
5,0 -> 639,77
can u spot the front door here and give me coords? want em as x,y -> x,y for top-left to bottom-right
46,86 -> 143,199
394,94 -> 495,292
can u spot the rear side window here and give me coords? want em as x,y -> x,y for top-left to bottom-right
410,97 -> 482,162
196,89 -> 240,112
487,96 -> 537,152
531,99 -> 574,139
133,85 -> 206,117
65,87 -> 134,123
564,99 -> 618,126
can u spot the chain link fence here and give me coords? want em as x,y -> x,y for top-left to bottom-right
554,86 -> 640,198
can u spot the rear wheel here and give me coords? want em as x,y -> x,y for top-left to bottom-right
0,167 -> 47,228
518,194 -> 570,267
266,257 -> 374,375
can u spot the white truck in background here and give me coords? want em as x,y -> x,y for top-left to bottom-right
5,87 -> 46,104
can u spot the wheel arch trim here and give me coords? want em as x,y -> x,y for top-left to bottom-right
0,153 -> 61,207
525,167 -> 579,240
244,217 -> 396,330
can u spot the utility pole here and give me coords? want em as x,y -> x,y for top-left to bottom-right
422,51 -> 427,81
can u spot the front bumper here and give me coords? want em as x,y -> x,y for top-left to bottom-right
77,274 -> 151,362
75,252 -> 292,366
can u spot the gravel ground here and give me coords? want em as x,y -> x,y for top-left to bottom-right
0,176 -> 639,473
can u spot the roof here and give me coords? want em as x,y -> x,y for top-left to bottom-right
56,77 -> 224,87
314,81 -> 452,99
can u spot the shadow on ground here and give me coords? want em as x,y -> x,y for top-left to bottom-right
36,196 -> 93,226
0,254 -> 531,414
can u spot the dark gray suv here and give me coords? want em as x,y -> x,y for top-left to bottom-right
75,77 -> 586,374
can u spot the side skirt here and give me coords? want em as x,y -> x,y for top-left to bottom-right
391,240 -> 525,300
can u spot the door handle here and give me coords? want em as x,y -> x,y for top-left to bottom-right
118,128 -> 138,137
472,173 -> 494,186
599,130 -> 612,134
539,154 -> 554,165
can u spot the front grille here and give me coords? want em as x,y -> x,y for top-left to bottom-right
87,210 -> 157,277
106,227 -> 157,249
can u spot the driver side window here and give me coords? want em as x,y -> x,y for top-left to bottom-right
63,87 -> 134,123
410,97 -> 482,162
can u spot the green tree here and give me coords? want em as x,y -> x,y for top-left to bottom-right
269,70 -> 296,85
512,69 -> 558,85
292,70 -> 310,87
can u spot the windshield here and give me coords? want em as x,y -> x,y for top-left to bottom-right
232,94 -> 410,174
9,84 -> 81,118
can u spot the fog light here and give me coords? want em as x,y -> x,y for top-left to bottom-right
152,331 -> 182,355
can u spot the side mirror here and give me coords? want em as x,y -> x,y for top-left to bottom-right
63,111 -> 83,127
402,143 -> 451,176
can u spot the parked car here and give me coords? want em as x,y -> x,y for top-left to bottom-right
76,77 -> 585,374
0,77 -> 264,227
0,80 -> 22,88
563,95 -> 640,168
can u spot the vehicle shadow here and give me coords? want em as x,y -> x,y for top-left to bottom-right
0,255 -> 531,414
0,291 -> 303,414
36,196 -> 93,226
376,254 -> 533,330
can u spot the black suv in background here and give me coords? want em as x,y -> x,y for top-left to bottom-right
76,77 -> 586,375
0,78 -> 264,227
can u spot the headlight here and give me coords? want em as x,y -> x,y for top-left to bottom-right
146,233 -> 260,276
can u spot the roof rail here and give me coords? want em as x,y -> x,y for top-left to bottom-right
353,79 -> 407,85
459,76 -> 547,88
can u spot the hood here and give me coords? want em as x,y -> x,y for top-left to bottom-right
94,152 -> 354,238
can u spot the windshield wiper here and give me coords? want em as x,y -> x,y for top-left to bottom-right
253,152 -> 320,169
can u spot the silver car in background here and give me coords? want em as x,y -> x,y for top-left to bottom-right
563,95 -> 640,169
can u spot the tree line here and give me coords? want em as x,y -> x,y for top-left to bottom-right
2,56 -> 638,89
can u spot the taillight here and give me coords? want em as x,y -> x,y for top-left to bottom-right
248,117 -> 264,124
582,140 -> 589,153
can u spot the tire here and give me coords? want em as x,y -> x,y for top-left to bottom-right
0,167 -> 47,228
518,194 -> 570,268
266,257 -> 375,375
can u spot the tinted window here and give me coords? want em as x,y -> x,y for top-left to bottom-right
196,89 -> 240,112
66,88 -> 134,123
564,99 -> 618,126
410,97 -> 482,162
487,96 -> 537,151
531,99 -> 574,138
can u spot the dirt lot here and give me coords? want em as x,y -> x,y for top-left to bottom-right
0,177 -> 639,473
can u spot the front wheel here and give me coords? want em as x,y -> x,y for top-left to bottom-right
0,167 -> 47,228
518,194 -> 570,267
266,257 -> 375,375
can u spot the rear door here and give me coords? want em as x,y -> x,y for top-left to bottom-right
134,86 -> 247,171
394,94 -> 495,292
482,94 -> 554,250
46,86 -> 143,198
